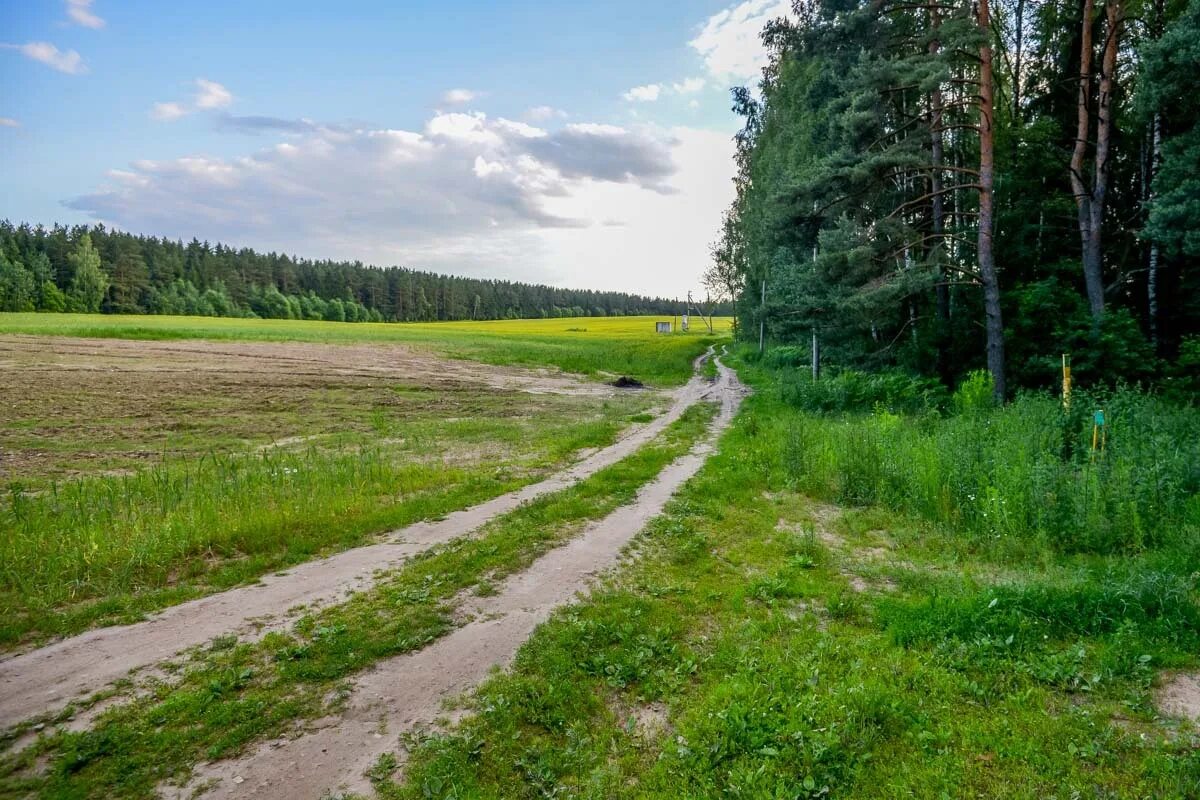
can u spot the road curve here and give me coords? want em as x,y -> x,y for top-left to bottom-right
173,356 -> 746,800
0,351 -> 720,728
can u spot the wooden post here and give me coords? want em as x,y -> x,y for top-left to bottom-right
758,279 -> 766,354
1062,354 -> 1072,411
812,328 -> 820,381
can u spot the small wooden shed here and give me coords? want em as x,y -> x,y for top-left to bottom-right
655,321 -> 672,334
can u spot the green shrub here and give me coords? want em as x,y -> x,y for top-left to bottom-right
780,368 -> 949,415
777,386 -> 1200,554
952,370 -> 995,415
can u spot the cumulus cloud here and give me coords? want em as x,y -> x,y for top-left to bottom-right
0,117 -> 19,128
151,79 -> 234,121
536,127 -> 735,295
441,88 -> 479,105
690,0 -> 791,83
1,42 -> 86,74
622,77 -> 706,106
65,0 -> 105,28
526,105 -> 567,121
672,77 -> 707,94
194,79 -> 233,109
622,84 -> 661,103
66,111 -> 705,288
150,102 -> 187,121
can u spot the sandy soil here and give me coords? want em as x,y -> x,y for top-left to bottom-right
170,356 -> 745,799
1157,672 -> 1200,722
0,351 -> 718,727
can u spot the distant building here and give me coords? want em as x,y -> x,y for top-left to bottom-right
656,321 -> 672,334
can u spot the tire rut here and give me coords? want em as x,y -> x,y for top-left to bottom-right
172,357 -> 745,800
0,351 -> 717,728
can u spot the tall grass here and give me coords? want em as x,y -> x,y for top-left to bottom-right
769,368 -> 1199,554
0,446 -> 521,645
2,397 -> 632,645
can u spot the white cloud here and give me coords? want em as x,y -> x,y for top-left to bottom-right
1,42 -> 86,74
622,84 -> 661,103
151,79 -> 234,121
690,0 -> 792,83
536,127 -> 735,296
0,117 -> 19,128
426,111 -> 502,146
65,0 -> 105,29
68,111 -> 726,294
150,102 -> 187,121
526,105 -> 567,121
441,88 -> 478,105
672,77 -> 707,94
194,79 -> 233,109
625,78 -> 706,103
472,155 -> 505,178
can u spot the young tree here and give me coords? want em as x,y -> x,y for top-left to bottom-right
67,233 -> 108,313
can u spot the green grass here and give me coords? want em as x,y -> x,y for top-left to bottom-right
0,313 -> 729,386
0,410 -> 616,647
772,374 -> 1200,556
0,403 -> 718,799
0,312 -> 728,647
368,352 -> 1200,799
8,322 -> 1198,797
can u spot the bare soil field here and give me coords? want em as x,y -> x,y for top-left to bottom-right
0,334 -> 625,485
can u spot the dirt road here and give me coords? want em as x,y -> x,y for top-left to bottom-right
0,351 -> 721,727
173,355 -> 744,799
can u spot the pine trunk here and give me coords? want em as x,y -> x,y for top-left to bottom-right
978,0 -> 1006,401
930,7 -> 951,382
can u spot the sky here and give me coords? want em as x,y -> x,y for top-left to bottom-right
0,0 -> 792,297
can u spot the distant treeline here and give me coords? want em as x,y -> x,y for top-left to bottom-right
0,222 -> 726,322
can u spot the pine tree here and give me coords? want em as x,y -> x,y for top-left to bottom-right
0,252 -> 36,311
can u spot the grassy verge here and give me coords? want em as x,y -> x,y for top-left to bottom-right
1,401 -> 637,648
0,313 -> 729,386
0,402 -> 717,799
378,355 -> 1200,799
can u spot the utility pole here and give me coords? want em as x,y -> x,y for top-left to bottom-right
687,290 -> 715,334
758,279 -> 766,353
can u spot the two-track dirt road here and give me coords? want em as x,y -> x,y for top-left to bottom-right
174,356 -> 745,799
1,350 -> 745,799
0,350 -> 732,726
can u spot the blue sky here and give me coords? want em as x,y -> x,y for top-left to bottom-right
1,0 -> 792,296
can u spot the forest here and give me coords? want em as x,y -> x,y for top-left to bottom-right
709,0 -> 1198,395
0,222 -> 717,323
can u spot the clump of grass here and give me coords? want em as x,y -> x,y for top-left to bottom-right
881,568 -> 1200,650
775,382 -> 1199,555
0,415 -> 626,646
780,367 -> 949,415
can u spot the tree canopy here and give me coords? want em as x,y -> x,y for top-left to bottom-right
718,0 -> 1198,391
0,221 -> 727,323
